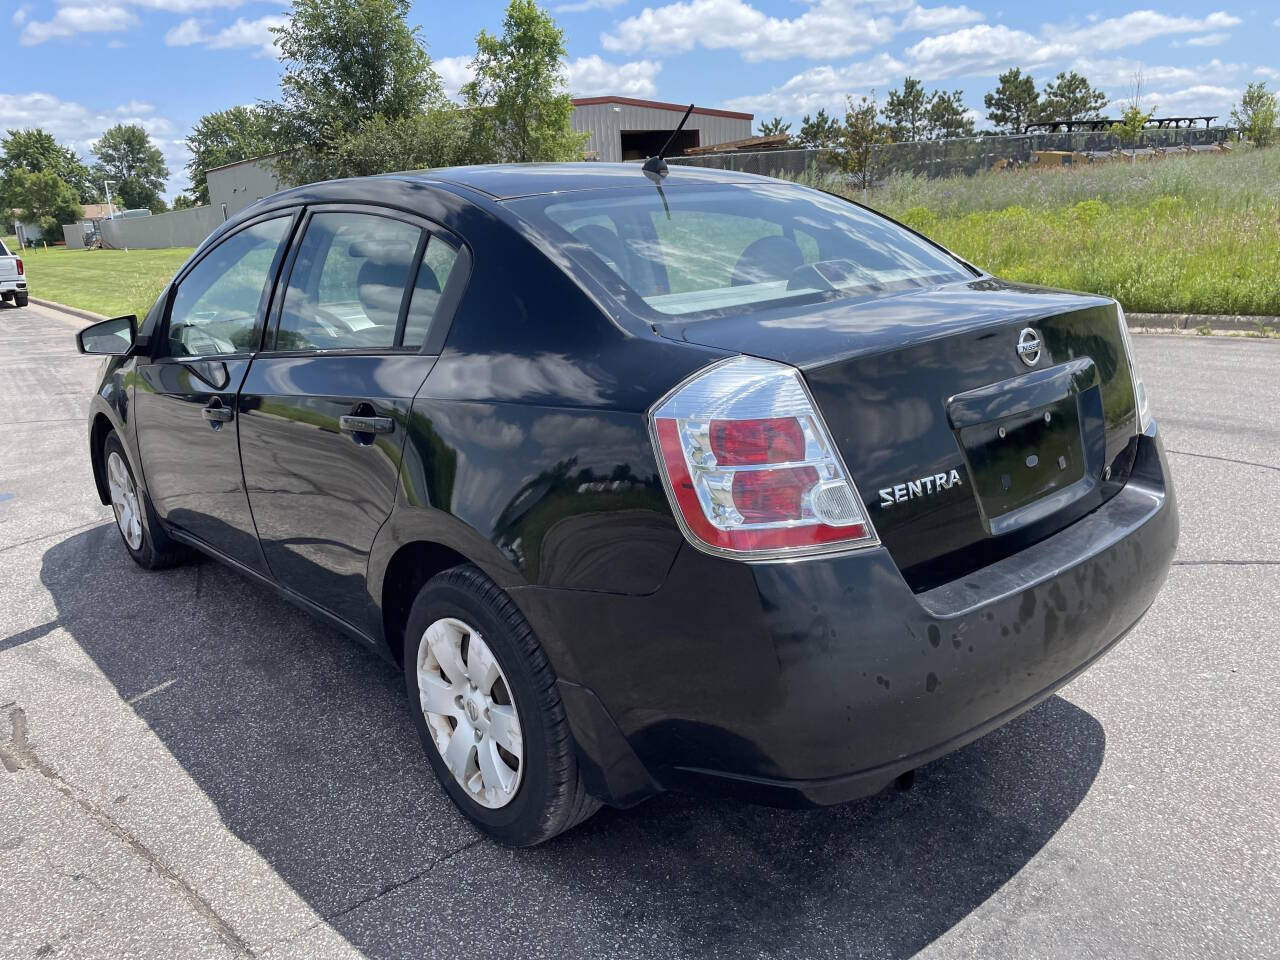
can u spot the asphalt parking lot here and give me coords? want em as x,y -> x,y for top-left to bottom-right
1,301 -> 1277,959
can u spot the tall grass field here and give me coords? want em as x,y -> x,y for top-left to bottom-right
838,147 -> 1280,316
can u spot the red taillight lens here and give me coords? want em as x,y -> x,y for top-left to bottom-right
732,467 -> 817,522
651,356 -> 877,559
710,417 -> 805,465
15,259 -> 23,276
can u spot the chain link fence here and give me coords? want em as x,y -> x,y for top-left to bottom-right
669,126 -> 1237,183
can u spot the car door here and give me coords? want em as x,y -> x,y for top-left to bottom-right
237,205 -> 467,631
133,213 -> 296,572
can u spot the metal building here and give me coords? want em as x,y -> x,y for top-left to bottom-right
206,153 -> 288,223
570,97 -> 754,163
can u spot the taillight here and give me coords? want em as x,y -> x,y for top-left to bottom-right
1114,302 -> 1151,433
15,258 -> 22,276
650,356 -> 877,559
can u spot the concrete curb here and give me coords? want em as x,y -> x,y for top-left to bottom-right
29,296 -> 107,324
1127,312 -> 1279,333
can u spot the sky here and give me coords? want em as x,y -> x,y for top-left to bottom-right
5,0 -> 1278,199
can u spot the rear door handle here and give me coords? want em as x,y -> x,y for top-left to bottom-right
202,403 -> 233,423
339,415 -> 394,435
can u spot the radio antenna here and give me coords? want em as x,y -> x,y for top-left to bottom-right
642,104 -> 694,179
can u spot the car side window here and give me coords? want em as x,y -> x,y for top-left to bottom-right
167,217 -> 291,357
401,236 -> 461,350
275,211 -> 422,351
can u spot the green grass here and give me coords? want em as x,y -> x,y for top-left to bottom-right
18,246 -> 194,318
817,147 -> 1280,315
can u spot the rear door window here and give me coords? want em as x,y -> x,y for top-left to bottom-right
274,211 -> 422,351
401,237 -> 461,350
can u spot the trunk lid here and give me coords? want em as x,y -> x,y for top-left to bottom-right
662,279 -> 1142,590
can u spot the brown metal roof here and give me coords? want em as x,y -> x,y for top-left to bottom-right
570,96 -> 753,121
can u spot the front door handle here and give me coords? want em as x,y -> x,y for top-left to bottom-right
339,415 -> 394,435
202,400 -> 233,427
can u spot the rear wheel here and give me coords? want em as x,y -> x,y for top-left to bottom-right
404,565 -> 600,846
14,292 -> 27,307
102,431 -> 187,569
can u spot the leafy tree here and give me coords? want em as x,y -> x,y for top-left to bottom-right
172,194 -> 198,209
1231,82 -> 1278,148
758,116 -> 791,137
833,91 -> 892,190
884,77 -> 930,142
0,128 -> 96,203
5,168 -> 82,239
984,67 -> 1039,134
796,108 -> 842,149
268,0 -> 450,183
926,90 -> 974,139
185,106 -> 279,203
1111,73 -> 1154,162
462,0 -> 586,163
1037,71 -> 1109,122
91,123 -> 168,211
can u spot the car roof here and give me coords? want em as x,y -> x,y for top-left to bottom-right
403,162 -> 778,200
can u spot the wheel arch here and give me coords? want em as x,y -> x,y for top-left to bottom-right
89,411 -> 116,506
379,540 -> 474,667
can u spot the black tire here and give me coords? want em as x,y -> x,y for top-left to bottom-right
404,564 -> 600,846
102,431 -> 187,569
14,292 -> 27,307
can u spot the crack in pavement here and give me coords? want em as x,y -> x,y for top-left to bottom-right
1172,559 -> 1280,566
1166,448 -> 1280,474
0,705 -> 255,957
0,520 -> 110,555
262,836 -> 486,955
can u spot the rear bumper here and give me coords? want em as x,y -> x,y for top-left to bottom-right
0,279 -> 26,293
515,425 -> 1178,807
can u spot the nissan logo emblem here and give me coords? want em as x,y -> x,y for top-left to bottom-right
1016,328 -> 1042,367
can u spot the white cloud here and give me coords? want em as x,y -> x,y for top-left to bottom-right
1041,10 -> 1240,53
721,52 -> 906,117
20,4 -> 138,45
162,14 -> 285,57
1182,32 -> 1229,47
164,17 -> 205,46
601,0 -> 898,62
1070,56 -> 1241,89
13,5 -> 31,25
554,0 -> 627,11
435,56 -> 475,101
900,4 -> 983,32
1141,83 -> 1239,113
1256,66 -> 1280,82
565,55 -> 662,97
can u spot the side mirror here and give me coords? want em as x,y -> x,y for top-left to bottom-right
76,315 -> 137,356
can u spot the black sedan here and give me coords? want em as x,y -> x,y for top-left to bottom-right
76,163 -> 1178,845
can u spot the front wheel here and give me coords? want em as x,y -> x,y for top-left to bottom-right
404,565 -> 600,846
102,431 -> 187,569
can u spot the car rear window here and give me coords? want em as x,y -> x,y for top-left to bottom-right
507,182 -> 973,319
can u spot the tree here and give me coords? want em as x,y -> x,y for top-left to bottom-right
1231,82 -> 1278,148
796,108 -> 842,148
91,123 -> 168,211
0,128 -> 96,203
172,194 -> 198,209
926,90 -> 974,140
833,91 -> 892,190
758,116 -> 791,137
268,0 -> 451,183
984,67 -> 1039,134
1111,72 -> 1154,162
884,77 -> 930,142
1037,71 -> 1108,122
5,168 -> 82,239
462,0 -> 586,163
185,106 -> 279,203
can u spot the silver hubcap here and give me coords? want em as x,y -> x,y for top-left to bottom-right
106,450 -> 143,551
416,617 -> 523,809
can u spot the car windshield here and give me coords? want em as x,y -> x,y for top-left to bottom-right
508,181 -> 974,319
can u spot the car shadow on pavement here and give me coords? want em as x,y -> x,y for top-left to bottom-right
39,526 -> 1106,960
